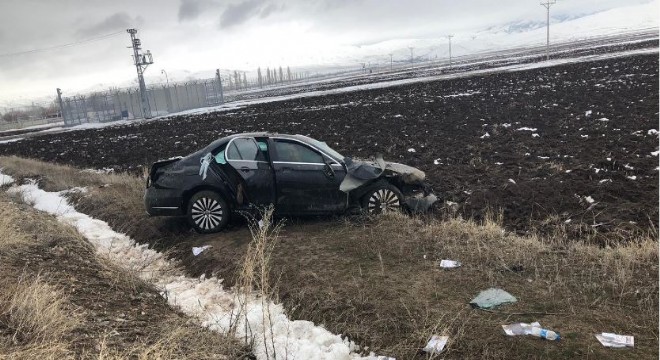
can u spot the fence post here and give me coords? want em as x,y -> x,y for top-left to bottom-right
216,69 -> 224,104
56,88 -> 68,125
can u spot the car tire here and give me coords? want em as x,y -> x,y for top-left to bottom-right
361,182 -> 404,215
187,191 -> 230,233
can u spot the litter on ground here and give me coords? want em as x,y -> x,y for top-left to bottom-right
502,322 -> 541,336
470,288 -> 517,309
596,333 -> 634,348
192,245 -> 212,256
422,335 -> 448,354
438,259 -> 462,268
502,322 -> 560,341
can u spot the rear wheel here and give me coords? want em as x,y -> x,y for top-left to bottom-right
361,182 -> 404,215
187,191 -> 229,233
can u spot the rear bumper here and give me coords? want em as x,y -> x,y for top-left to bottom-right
144,187 -> 184,216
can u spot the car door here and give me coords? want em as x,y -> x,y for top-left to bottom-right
224,137 -> 276,207
270,138 -> 347,214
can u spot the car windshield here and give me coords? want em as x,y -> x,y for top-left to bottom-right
304,137 -> 345,162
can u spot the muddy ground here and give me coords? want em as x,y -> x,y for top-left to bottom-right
1,52 -> 658,238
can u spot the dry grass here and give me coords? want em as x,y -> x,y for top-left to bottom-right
0,155 -> 138,192
0,275 -> 79,346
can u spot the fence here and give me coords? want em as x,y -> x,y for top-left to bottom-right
56,67 -> 358,126
0,104 -> 64,132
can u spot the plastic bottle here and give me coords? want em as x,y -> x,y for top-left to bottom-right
529,326 -> 560,341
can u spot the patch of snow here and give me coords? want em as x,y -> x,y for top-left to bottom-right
585,196 -> 595,204
623,164 -> 634,170
81,168 -> 115,174
0,172 -> 14,186
433,159 -> 441,165
537,156 -> 550,160
585,110 -> 593,117
648,129 -> 659,135
581,135 -> 589,138
516,127 -> 537,132
627,175 -> 637,180
5,178 -> 381,360
480,132 -> 490,139
407,148 -> 416,153
599,179 -> 612,184
501,123 -> 511,128
532,133 -> 540,138
0,137 -> 24,144
597,117 -> 609,122
652,151 -> 659,156
508,179 -> 516,184
495,162 -> 504,165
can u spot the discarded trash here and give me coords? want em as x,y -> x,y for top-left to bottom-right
503,322 -> 560,341
470,288 -> 517,309
192,245 -> 212,256
438,259 -> 461,268
596,333 -> 634,348
529,326 -> 560,341
422,335 -> 448,354
502,322 -> 540,336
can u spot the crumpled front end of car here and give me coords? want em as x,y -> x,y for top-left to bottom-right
341,155 -> 438,213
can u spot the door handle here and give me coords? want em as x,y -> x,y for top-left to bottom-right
240,167 -> 250,173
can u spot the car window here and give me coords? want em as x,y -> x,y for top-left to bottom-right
227,138 -> 265,161
211,143 -> 227,164
214,149 -> 226,164
274,140 -> 324,163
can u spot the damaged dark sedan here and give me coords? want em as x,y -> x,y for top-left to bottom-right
145,133 -> 437,233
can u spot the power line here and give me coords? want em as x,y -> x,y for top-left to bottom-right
0,31 -> 124,57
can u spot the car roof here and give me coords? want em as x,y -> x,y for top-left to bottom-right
205,132 -> 315,150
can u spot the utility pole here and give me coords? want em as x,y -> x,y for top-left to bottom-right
215,69 -> 224,104
126,29 -> 153,119
447,35 -> 454,68
409,47 -> 414,65
540,0 -> 556,60
389,53 -> 393,70
56,88 -> 68,125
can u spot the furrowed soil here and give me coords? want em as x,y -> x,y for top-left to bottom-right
1,53 -> 657,238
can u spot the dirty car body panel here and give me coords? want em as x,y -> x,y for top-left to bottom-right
145,132 -> 437,227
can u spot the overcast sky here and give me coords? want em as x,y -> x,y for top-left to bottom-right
0,0 -> 655,105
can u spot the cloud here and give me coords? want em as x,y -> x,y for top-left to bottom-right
179,0 -> 204,21
219,0 -> 270,29
76,12 -> 143,38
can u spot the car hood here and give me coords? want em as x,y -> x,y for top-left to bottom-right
340,156 -> 426,192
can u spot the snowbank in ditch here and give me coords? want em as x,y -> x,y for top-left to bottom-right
4,177 -> 380,360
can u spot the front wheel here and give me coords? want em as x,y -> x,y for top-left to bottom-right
187,191 -> 230,233
361,183 -> 404,215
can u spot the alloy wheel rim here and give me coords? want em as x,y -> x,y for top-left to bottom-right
368,189 -> 400,214
191,197 -> 223,230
